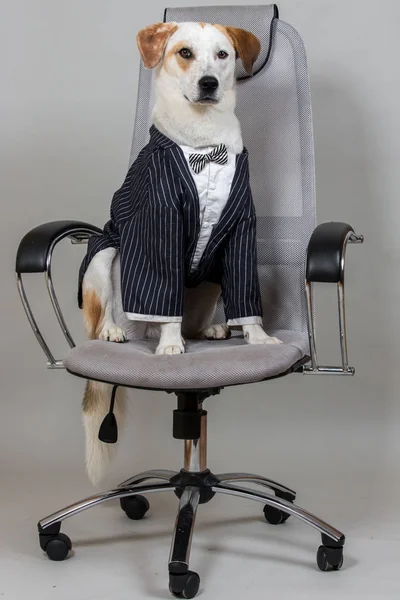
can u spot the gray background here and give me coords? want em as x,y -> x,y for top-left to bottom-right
1,1 -> 399,598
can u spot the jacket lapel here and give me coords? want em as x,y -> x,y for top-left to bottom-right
150,127 -> 201,267
168,145 -> 200,265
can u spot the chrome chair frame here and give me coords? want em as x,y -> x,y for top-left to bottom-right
16,226 -> 98,369
304,231 -> 364,376
38,406 -> 344,586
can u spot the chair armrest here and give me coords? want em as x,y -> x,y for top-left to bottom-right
15,220 -> 102,369
306,222 -> 363,283
302,221 -> 364,376
16,220 -> 102,274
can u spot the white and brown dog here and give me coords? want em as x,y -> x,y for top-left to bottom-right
81,22 -> 281,484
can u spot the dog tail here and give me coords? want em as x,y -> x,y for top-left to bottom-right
82,380 -> 126,486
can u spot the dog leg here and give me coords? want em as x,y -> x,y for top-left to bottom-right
82,247 -> 126,342
155,323 -> 185,355
242,324 -> 282,345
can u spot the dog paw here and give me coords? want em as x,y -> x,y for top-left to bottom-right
242,324 -> 282,346
99,324 -> 126,343
202,324 -> 231,340
155,343 -> 185,356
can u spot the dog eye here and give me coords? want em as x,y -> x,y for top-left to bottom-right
217,50 -> 228,59
178,48 -> 193,59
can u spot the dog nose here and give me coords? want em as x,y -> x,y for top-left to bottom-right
199,76 -> 219,92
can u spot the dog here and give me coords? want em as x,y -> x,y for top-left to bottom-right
79,22 -> 282,484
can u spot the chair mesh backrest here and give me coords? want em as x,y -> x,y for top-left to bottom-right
129,5 -> 316,334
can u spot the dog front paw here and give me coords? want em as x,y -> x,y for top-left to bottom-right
155,343 -> 185,356
202,323 -> 231,340
99,323 -> 126,343
242,324 -> 282,346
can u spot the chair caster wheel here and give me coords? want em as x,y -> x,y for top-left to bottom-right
120,495 -> 150,520
317,545 -> 344,571
169,571 -> 200,599
41,533 -> 72,561
263,505 -> 290,525
263,490 -> 294,524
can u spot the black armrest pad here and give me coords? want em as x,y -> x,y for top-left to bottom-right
306,222 -> 354,283
16,220 -> 102,274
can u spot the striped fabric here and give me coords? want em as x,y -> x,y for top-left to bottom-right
78,126 -> 262,323
188,144 -> 228,174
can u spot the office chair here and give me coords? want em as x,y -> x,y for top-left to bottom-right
15,5 -> 364,598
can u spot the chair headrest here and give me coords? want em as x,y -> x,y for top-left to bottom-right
164,4 -> 279,80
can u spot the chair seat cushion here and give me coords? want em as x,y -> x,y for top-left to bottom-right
64,330 -> 309,390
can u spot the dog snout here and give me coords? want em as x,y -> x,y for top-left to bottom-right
198,76 -> 219,93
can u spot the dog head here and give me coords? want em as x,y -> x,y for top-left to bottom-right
137,22 -> 260,106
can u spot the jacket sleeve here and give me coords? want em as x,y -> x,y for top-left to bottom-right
119,149 -> 186,319
221,211 -> 263,322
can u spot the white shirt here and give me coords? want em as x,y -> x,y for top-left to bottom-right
179,144 -> 236,270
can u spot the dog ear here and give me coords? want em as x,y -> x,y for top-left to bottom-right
218,26 -> 261,75
137,22 -> 178,69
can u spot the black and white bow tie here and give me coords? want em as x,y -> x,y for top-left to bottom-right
189,144 -> 228,174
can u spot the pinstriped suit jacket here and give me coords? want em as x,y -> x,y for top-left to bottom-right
78,126 -> 262,322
